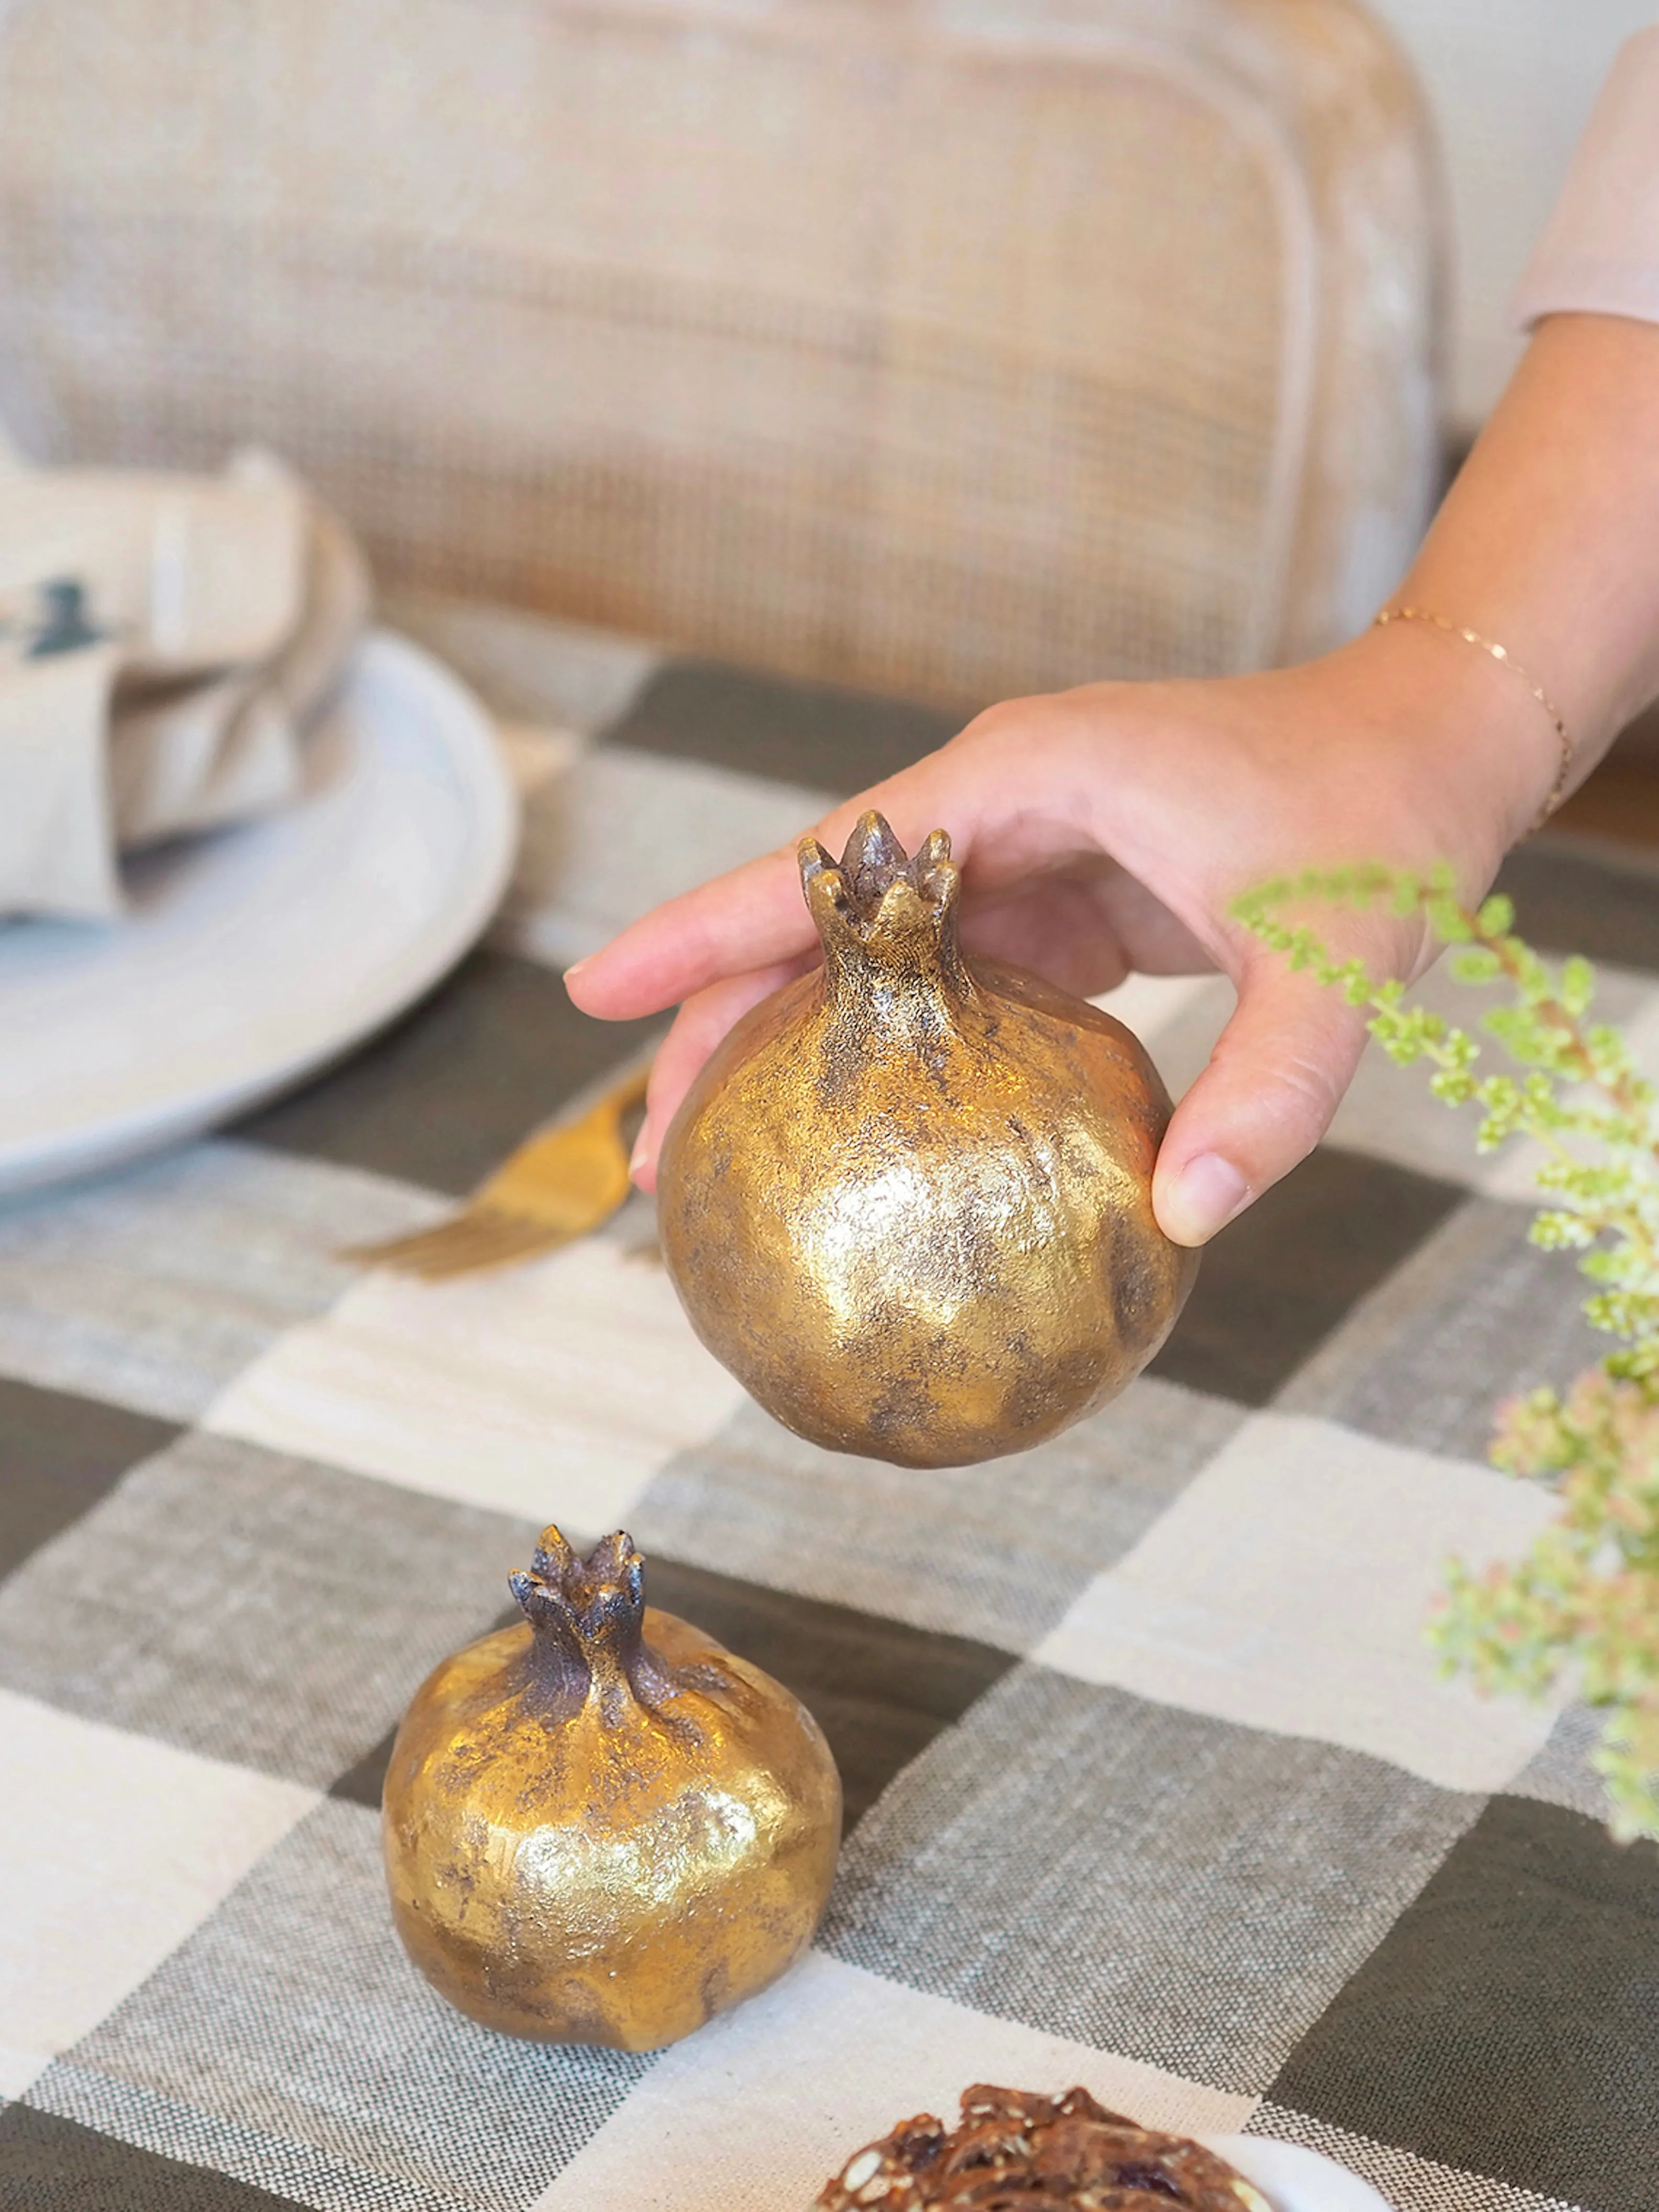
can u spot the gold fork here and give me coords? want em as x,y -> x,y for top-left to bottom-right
339,1061 -> 651,1280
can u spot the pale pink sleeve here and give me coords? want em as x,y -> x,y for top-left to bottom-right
1510,26 -> 1659,329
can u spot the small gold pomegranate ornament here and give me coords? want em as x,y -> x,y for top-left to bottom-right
382,1527 -> 841,2050
658,812 -> 1197,1468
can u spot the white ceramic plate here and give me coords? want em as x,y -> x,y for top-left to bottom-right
0,630 -> 519,1195
1201,2134 -> 1396,2211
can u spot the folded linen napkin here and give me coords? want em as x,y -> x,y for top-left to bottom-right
0,447 -> 370,919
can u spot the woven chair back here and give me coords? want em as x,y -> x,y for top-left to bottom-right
0,0 -> 1443,709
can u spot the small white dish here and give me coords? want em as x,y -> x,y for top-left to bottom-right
0,630 -> 519,1195
1202,2133 -> 1396,2211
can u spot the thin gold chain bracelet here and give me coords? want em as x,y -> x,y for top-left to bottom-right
1373,605 -> 1574,831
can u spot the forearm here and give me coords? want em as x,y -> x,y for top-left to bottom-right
1381,313 -> 1659,833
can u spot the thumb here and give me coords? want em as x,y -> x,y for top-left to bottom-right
1151,957 -> 1372,1246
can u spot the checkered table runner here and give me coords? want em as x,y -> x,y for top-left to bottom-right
2,596 -> 1655,2212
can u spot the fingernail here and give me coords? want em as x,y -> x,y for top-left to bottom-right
1167,1153 -> 1249,1245
628,1129 -> 650,1182
564,956 -> 590,981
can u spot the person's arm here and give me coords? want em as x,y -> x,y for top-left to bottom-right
1390,309 -> 1659,806
568,308 -> 1659,1244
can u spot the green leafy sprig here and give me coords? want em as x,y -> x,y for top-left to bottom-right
1234,863 -> 1659,1841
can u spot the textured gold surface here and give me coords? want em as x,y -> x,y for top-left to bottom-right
659,813 -> 1197,1468
382,1528 -> 842,2051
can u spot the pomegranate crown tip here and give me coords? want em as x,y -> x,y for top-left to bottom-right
797,811 -> 958,938
510,1526 -> 645,1637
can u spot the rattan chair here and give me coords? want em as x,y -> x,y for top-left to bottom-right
0,0 -> 1444,712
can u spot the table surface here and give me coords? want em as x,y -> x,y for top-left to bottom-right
1,595 -> 1655,2212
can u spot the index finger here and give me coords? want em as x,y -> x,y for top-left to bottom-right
564,841 -> 815,1021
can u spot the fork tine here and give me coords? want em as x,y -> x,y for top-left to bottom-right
337,1221 -> 471,1268
338,1054 -> 654,1280
402,1216 -> 564,1282
340,1204 -> 587,1278
339,1210 -> 522,1272
387,1224 -> 506,1275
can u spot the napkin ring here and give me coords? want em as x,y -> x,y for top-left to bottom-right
1374,605 -> 1574,830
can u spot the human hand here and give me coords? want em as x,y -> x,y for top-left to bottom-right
566,622 -> 1560,1243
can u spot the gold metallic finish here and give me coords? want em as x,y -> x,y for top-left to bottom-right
658,812 -> 1198,1469
340,1061 -> 651,1279
1374,605 -> 1575,827
382,1527 -> 842,2051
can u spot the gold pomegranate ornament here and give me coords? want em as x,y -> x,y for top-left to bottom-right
381,1526 -> 841,2050
658,812 -> 1197,1468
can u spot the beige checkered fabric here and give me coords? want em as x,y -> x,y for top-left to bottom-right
2,606 -> 1656,2209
